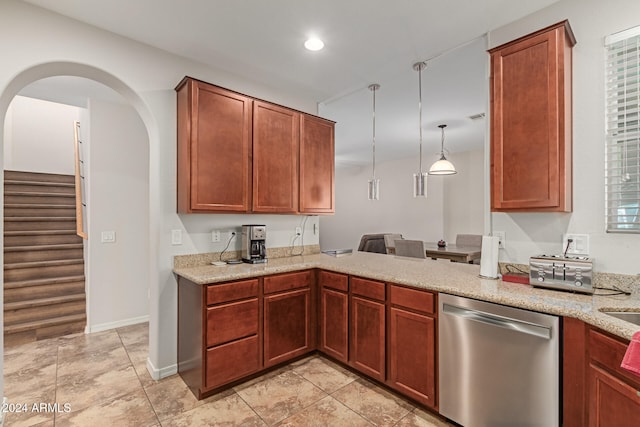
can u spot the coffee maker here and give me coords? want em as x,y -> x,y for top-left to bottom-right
241,225 -> 267,264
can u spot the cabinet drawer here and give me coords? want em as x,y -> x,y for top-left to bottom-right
264,270 -> 311,294
351,277 -> 385,302
319,270 -> 348,292
389,285 -> 435,315
206,298 -> 258,347
589,328 -> 639,387
206,279 -> 258,305
206,335 -> 259,388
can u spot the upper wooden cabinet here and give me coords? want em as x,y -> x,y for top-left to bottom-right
489,20 -> 576,212
300,114 -> 335,214
252,101 -> 300,213
176,78 -> 252,213
176,77 -> 335,215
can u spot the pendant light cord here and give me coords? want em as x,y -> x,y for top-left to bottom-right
413,62 -> 426,174
368,84 -> 380,180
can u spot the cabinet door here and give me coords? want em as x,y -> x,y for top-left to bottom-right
252,101 -> 299,213
300,114 -> 335,214
264,288 -> 312,367
588,365 -> 640,427
350,295 -> 385,381
490,21 -> 574,212
177,79 -> 252,213
388,306 -> 436,408
319,287 -> 348,362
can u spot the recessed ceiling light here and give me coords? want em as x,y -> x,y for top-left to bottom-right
304,38 -> 324,51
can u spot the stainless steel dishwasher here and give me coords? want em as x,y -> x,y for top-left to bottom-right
439,293 -> 559,427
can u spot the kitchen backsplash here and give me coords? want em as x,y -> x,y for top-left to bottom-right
174,244 -> 321,268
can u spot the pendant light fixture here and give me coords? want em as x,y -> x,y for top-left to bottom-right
413,61 -> 428,197
428,124 -> 457,175
367,83 -> 381,200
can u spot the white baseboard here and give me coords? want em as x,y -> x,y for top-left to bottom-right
146,357 -> 177,381
85,315 -> 149,333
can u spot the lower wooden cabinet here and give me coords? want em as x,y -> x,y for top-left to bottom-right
319,271 -> 349,363
589,365 -> 640,427
562,318 -> 640,427
178,277 -> 260,398
350,277 -> 386,381
263,271 -> 314,367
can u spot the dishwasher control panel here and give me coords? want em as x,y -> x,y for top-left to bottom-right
529,255 -> 594,294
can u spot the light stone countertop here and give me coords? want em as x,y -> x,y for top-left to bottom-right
173,251 -> 640,341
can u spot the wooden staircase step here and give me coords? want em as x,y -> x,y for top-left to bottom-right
4,274 -> 86,290
4,259 -> 85,282
4,182 -> 75,195
4,230 -> 82,246
5,294 -> 85,325
4,192 -> 76,206
4,217 -> 76,231
4,276 -> 86,303
3,244 -> 84,263
4,170 -> 75,184
4,293 -> 86,312
4,204 -> 76,218
4,313 -> 86,334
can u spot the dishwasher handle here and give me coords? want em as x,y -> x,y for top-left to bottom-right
442,303 -> 552,340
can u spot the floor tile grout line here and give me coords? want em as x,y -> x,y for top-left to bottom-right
116,326 -> 163,426
232,390 -> 271,426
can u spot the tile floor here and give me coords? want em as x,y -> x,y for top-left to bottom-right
3,323 -> 453,426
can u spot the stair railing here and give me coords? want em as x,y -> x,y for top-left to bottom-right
74,121 -> 88,239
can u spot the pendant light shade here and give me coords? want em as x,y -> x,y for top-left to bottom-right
413,61 -> 428,198
367,84 -> 381,200
428,124 -> 457,175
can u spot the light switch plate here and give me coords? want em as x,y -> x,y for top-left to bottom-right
101,231 -> 116,243
171,229 -> 182,245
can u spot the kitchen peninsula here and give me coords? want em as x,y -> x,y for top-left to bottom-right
174,251 -> 640,425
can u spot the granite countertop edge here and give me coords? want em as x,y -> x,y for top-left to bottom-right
173,252 -> 640,341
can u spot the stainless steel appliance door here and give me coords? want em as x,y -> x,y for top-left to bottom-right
438,293 -> 559,427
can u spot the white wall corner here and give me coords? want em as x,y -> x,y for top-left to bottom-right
85,315 -> 149,334
146,357 -> 177,381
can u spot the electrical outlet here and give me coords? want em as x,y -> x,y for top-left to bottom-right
494,231 -> 505,249
562,233 -> 589,255
211,230 -> 221,242
295,227 -> 302,236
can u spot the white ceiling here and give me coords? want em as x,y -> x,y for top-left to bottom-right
19,0 -> 558,165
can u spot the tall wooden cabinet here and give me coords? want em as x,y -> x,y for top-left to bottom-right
176,77 -> 335,215
489,20 -> 576,212
176,79 -> 252,213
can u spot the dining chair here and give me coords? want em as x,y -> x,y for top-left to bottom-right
357,234 -> 387,254
384,234 -> 403,254
394,239 -> 426,259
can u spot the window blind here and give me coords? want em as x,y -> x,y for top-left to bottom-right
605,26 -> 640,232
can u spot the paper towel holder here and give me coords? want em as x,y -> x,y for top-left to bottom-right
479,235 -> 500,280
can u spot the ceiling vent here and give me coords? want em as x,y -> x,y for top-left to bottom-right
468,112 -> 486,120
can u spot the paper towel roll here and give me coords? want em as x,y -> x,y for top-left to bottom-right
479,235 -> 500,279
